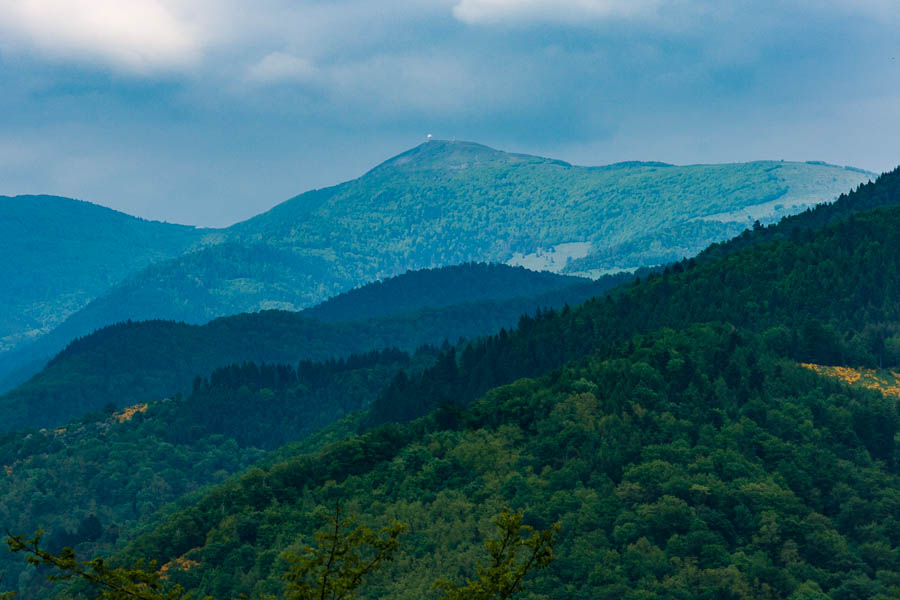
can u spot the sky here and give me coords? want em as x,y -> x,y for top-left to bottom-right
0,0 -> 898,227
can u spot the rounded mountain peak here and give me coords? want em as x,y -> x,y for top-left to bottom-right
368,139 -> 569,175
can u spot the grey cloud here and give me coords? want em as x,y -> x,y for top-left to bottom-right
0,0 -> 898,225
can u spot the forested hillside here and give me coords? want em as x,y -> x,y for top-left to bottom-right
116,325 -> 900,599
1,159 -> 893,600
0,195 -> 206,353
0,243 -> 357,393
368,201 -> 900,427
0,347 -> 435,596
234,141 -> 870,279
0,265 -> 631,432
697,166 -> 900,264
303,263 -> 582,322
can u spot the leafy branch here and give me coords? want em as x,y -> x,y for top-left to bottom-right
5,530 -> 200,600
282,504 -> 407,600
435,508 -> 560,600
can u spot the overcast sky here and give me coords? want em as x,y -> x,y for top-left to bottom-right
0,0 -> 898,226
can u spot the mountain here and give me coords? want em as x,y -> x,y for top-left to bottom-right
104,167 -> 900,600
368,206 -> 900,428
2,166 -> 898,599
0,195 -> 208,353
0,264 -> 640,432
301,263 -> 581,322
232,141 -> 872,279
0,143 -> 871,391
697,166 -> 900,264
0,243 -> 354,393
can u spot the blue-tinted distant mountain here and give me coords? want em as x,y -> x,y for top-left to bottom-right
231,141 -> 873,278
0,195 -> 209,352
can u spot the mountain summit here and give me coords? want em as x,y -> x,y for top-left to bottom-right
371,139 -> 571,173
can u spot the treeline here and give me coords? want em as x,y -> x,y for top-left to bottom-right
698,166 -> 900,264
302,262 -> 585,323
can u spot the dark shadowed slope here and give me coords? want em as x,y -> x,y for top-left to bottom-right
302,263 -> 583,322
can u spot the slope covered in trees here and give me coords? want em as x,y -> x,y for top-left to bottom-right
111,325 -> 900,599
302,263 -> 583,323
368,199 -> 900,427
1,160 -> 892,599
697,166 -> 900,264
0,265 -> 629,432
0,263 -> 584,395
0,243 -> 358,393
0,347 -> 434,596
234,141 -> 870,280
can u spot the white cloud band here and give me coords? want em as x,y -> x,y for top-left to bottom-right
0,0 -> 203,72
451,0 -> 662,25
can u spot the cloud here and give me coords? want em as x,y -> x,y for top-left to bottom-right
246,52 -> 317,84
0,0 -> 204,72
451,0 -> 662,25
1,0 -> 899,226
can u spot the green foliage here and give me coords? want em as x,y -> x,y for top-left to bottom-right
236,142 -> 870,279
0,155 -> 894,599
5,508 -> 556,600
0,349 -> 426,596
104,325 -> 899,599
698,166 -> 900,265
367,191 -> 900,428
435,509 -> 559,600
282,505 -> 406,600
5,531 -> 195,600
